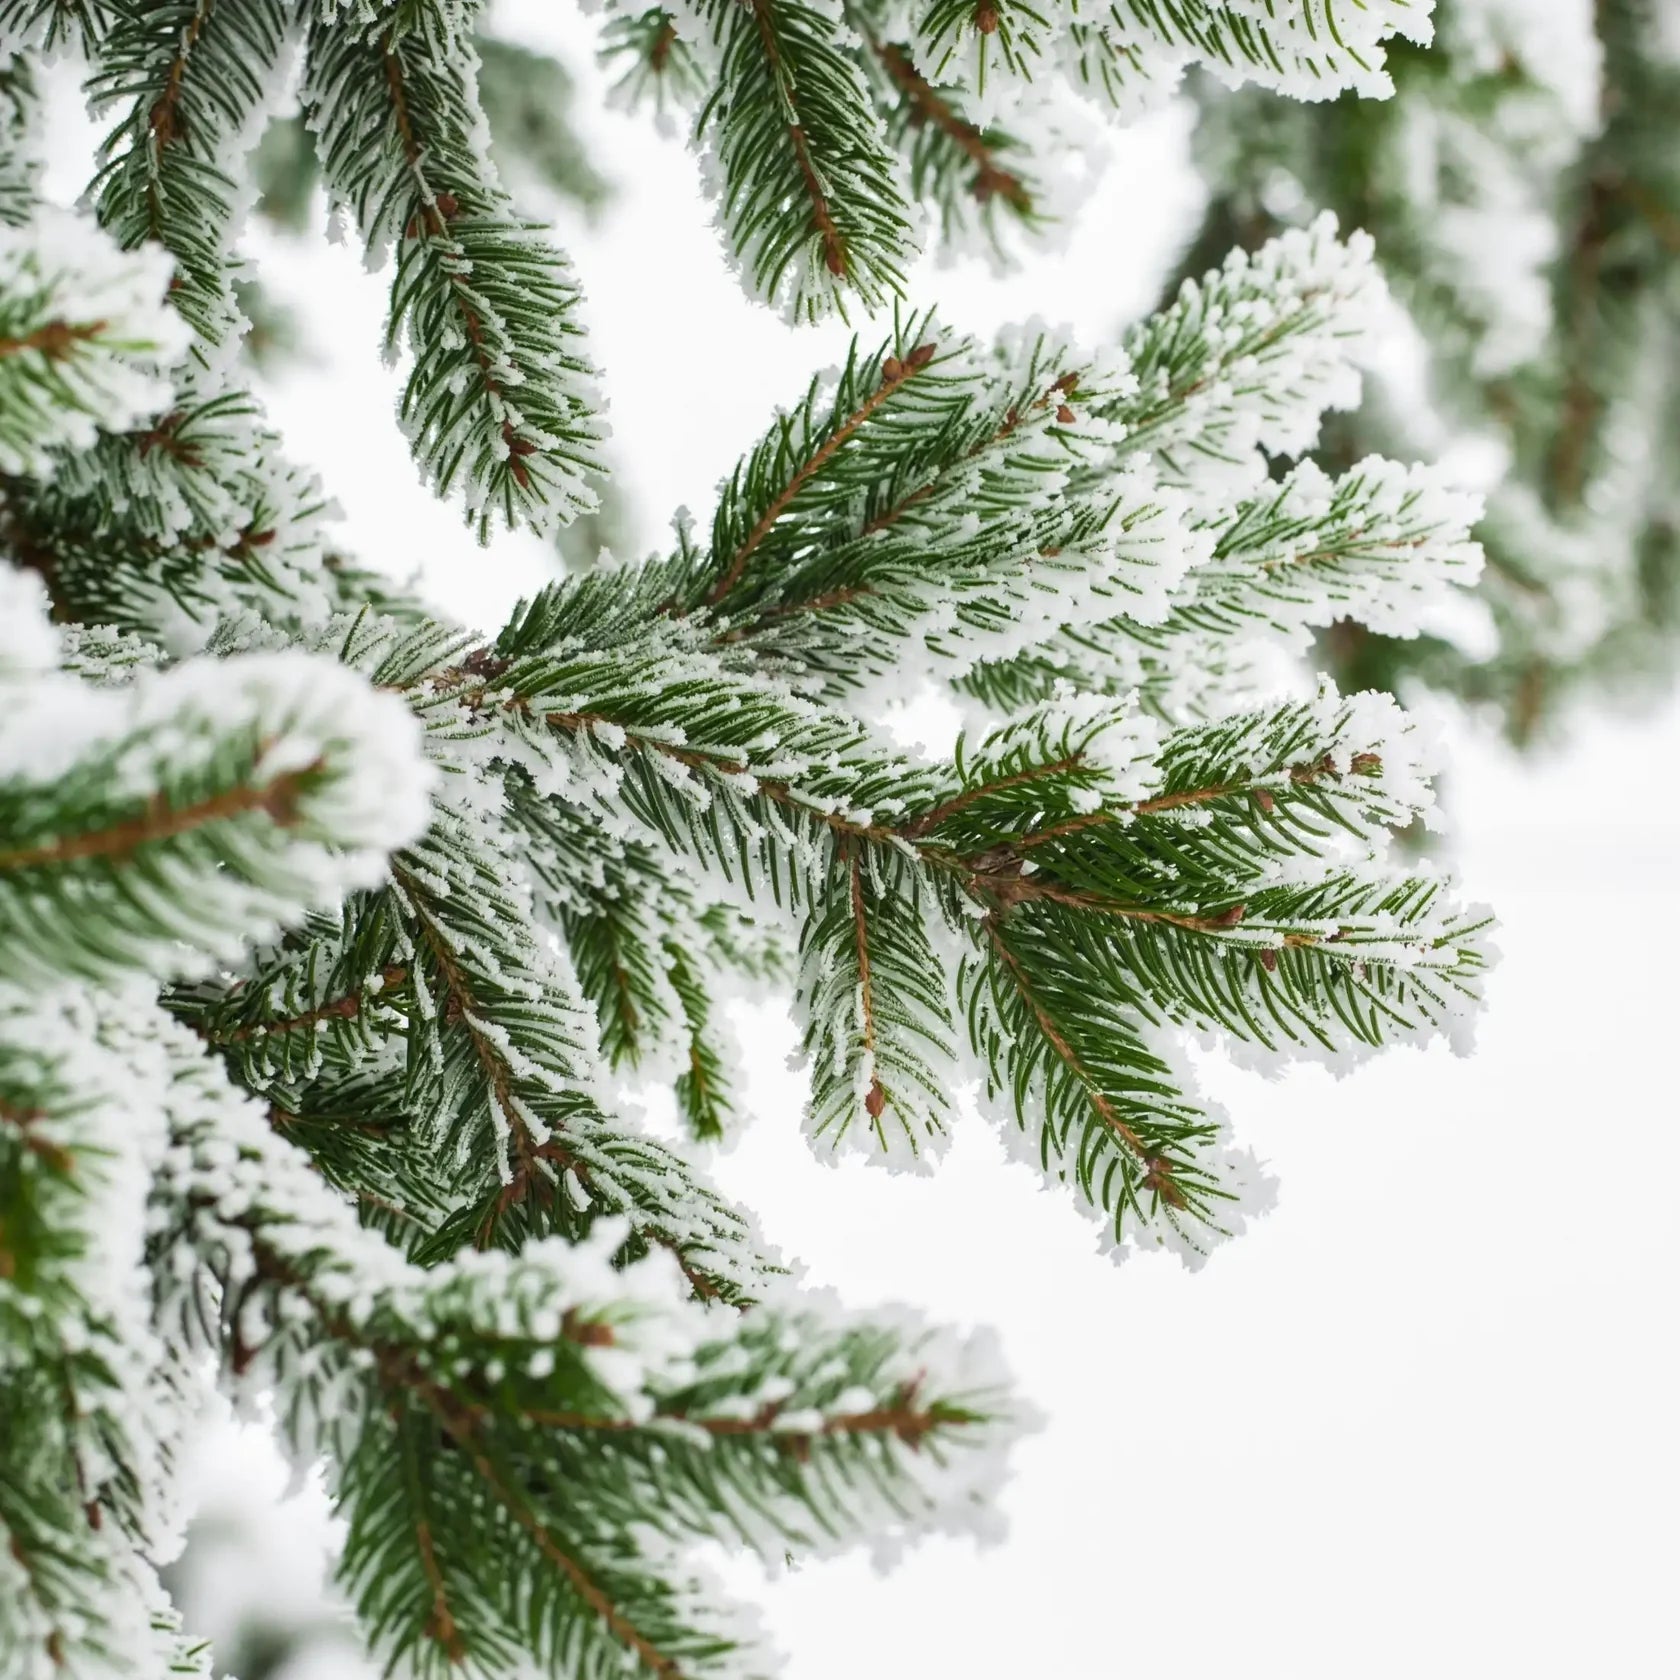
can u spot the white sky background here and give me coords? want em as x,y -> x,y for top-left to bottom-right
43,5 -> 1677,1675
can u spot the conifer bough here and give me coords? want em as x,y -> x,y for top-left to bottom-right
1,5 -> 1489,1678
1171,0 -> 1680,741
612,0 -> 1436,319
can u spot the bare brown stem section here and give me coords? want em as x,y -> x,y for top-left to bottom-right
147,0 -> 215,148
412,1512 -> 464,1662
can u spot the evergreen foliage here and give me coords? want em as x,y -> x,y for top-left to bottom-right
1171,0 -> 1680,740
600,0 -> 1435,297
1,6 -> 1493,1678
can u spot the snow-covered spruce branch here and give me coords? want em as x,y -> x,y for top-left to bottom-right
1,382 -> 341,639
1174,0 -> 1680,740
626,218 -> 1472,726
0,986 -> 215,1680
87,0 -> 292,369
858,29 -> 1047,257
0,51 -> 40,227
0,0 -> 1446,551
677,0 -> 916,323
0,91 -> 1496,1678
596,0 -> 1438,302
0,210 -> 187,477
0,0 -> 120,58
0,576 -> 434,989
1,590 -> 1021,1678
269,560 -> 1485,1265
303,2 -> 605,535
0,208 -> 344,642
2,979 -> 1018,1680
147,629 -> 771,1301
12,4 -> 610,544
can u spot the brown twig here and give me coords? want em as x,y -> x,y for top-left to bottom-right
1012,752 -> 1382,846
0,761 -> 323,874
135,410 -> 205,468
1125,290 -> 1335,443
0,1096 -> 74,1177
870,39 -> 1031,213
747,0 -> 848,280
216,965 -> 410,1042
412,1512 -> 464,1661
1253,529 -> 1439,573
648,18 -> 677,72
526,1385 -> 947,1450
381,37 -> 533,481
394,872 -> 562,1234
983,920 -> 1188,1207
1549,175 -> 1614,505
147,0 -> 214,148
986,877 -> 1247,933
142,0 -> 217,246
436,1412 -> 687,1677
703,343 -> 937,608
903,754 -> 1083,838
846,846 -> 887,1120
395,865 -> 723,1300
0,320 -> 106,361
856,368 -> 1072,540
711,583 -> 874,642
438,678 -> 1267,942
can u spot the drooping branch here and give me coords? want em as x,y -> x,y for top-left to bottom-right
846,845 -> 886,1122
141,0 -> 216,235
980,918 -> 1185,1205
220,1220 -> 666,1669
745,0 -> 846,281
378,35 -> 535,486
